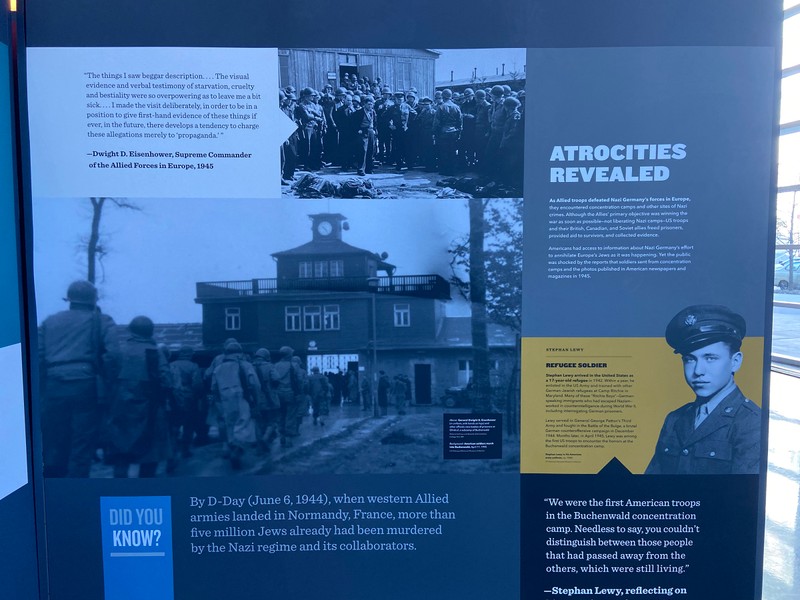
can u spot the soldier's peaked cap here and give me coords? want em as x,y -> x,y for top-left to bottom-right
665,304 -> 746,355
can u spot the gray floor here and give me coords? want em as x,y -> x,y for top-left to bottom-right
764,297 -> 800,599
763,370 -> 800,599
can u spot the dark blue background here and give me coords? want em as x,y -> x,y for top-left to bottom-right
522,46 -> 776,337
45,474 -> 520,600
24,0 -> 780,48
522,472 -> 761,598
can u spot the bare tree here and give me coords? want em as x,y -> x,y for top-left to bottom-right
449,199 -> 523,413
83,197 -> 141,284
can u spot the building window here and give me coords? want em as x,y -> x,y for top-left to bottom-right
225,307 -> 241,330
299,262 -> 313,278
330,259 -> 344,277
278,53 -> 290,88
324,305 -> 340,330
285,306 -> 301,331
314,261 -> 329,278
304,306 -> 322,331
394,303 -> 410,327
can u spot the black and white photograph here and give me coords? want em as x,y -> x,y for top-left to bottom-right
645,304 -> 760,475
33,197 -> 522,477
278,48 -> 526,199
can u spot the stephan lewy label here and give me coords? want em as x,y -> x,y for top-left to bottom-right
100,496 -> 174,600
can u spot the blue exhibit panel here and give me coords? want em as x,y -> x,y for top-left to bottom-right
46,474 -> 519,600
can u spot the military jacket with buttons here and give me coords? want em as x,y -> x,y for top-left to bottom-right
645,386 -> 760,475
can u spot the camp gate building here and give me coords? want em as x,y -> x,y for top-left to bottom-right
194,212 -> 516,405
278,48 -> 439,100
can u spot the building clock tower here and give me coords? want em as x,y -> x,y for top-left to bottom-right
310,213 -> 347,241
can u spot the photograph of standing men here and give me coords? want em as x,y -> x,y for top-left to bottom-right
278,48 -> 525,198
646,305 -> 761,475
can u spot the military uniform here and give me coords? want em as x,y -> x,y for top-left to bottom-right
433,95 -> 463,175
645,386 -> 760,474
38,282 -> 120,477
211,343 -> 260,468
646,304 -> 760,475
108,319 -> 173,477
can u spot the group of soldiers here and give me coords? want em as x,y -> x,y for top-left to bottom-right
280,76 -> 525,191
38,280 -> 414,477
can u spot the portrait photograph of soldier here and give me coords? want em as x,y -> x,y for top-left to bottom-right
278,48 -> 526,199
32,196 -> 522,478
645,304 -> 761,475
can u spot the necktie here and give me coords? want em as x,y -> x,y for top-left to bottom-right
694,402 -> 709,429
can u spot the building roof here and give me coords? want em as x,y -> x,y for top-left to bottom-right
271,239 -> 396,272
272,238 -> 374,258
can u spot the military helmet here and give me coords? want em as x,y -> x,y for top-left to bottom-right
280,345 -> 294,357
224,340 -> 243,354
490,85 -> 504,97
441,88 -> 453,100
300,87 -> 314,97
475,89 -> 486,99
65,280 -> 98,305
128,315 -> 154,338
255,348 -> 270,359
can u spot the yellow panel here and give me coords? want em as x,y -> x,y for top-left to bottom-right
520,337 -> 764,474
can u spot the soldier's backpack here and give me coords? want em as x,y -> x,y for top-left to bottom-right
170,361 -> 196,412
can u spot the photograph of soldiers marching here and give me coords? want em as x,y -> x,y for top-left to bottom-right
279,48 -> 526,198
33,197 -> 521,477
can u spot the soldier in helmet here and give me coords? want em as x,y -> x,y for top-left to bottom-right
432,89 -> 463,176
38,280 -> 120,477
645,305 -> 761,475
270,346 -> 303,447
107,316 -> 173,477
415,97 -> 437,171
459,88 -> 478,167
483,85 -> 508,177
308,366 -> 331,425
211,340 -> 260,469
473,89 -> 492,168
169,345 -> 204,459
